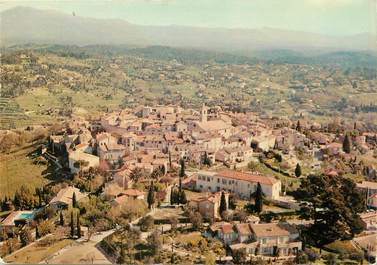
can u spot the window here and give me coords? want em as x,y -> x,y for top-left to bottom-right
207,177 -> 211,182
222,179 -> 227,185
217,178 -> 220,183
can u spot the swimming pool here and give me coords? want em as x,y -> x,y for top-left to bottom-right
17,212 -> 34,220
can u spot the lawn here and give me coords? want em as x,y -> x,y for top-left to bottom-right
4,237 -> 74,264
0,144 -> 49,199
246,161 -> 301,191
324,240 -> 359,255
175,232 -> 203,246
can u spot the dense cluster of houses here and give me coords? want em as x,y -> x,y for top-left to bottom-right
2,103 -> 377,262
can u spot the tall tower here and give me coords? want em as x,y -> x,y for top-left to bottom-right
201,103 -> 208,123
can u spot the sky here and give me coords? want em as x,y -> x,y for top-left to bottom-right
0,0 -> 375,36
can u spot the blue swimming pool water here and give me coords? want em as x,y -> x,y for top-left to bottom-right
18,213 -> 34,220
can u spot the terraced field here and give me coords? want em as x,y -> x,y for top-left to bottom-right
0,144 -> 49,199
0,97 -> 30,129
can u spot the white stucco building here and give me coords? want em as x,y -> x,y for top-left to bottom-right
196,170 -> 281,200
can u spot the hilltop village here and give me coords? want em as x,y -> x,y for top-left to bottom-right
0,103 -> 376,264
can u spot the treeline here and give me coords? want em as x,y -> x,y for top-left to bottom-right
4,44 -> 377,70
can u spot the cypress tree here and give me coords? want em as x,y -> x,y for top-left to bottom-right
170,187 -> 175,205
254,183 -> 264,214
35,226 -> 40,239
38,192 -> 42,207
70,212 -> 75,238
147,182 -> 155,209
219,192 -> 227,215
14,192 -> 21,210
296,120 -> 302,132
179,159 -> 185,179
203,152 -> 211,166
72,192 -> 77,208
343,134 -> 351,154
60,211 -> 64,226
295,163 -> 302,178
76,213 -> 81,238
168,151 -> 172,169
118,244 -> 126,264
180,190 -> 187,204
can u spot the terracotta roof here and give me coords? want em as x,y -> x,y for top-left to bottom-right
360,211 -> 377,221
113,195 -> 128,205
357,181 -> 377,190
221,223 -> 234,234
1,211 -> 20,226
196,120 -> 231,132
250,223 -> 290,238
216,170 -> 278,185
236,223 -> 252,235
50,186 -> 86,205
326,142 -> 342,149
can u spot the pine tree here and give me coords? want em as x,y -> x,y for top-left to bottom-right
219,192 -> 227,216
76,213 -> 81,238
60,211 -> 64,226
70,212 -> 75,238
343,134 -> 351,154
72,192 -> 77,208
295,163 -> 302,178
254,183 -> 264,214
147,182 -> 155,209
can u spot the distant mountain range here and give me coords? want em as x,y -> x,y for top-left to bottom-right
1,6 -> 375,54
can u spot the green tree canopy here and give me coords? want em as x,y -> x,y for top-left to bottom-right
294,174 -> 365,246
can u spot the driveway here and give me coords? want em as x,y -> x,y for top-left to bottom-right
41,230 -> 115,264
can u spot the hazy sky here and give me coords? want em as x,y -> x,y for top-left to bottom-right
0,0 -> 375,36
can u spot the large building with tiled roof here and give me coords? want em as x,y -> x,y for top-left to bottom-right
196,169 -> 281,199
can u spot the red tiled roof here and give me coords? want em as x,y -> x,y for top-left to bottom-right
221,223 -> 234,234
250,223 -> 290,237
236,223 -> 252,235
216,170 -> 278,185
